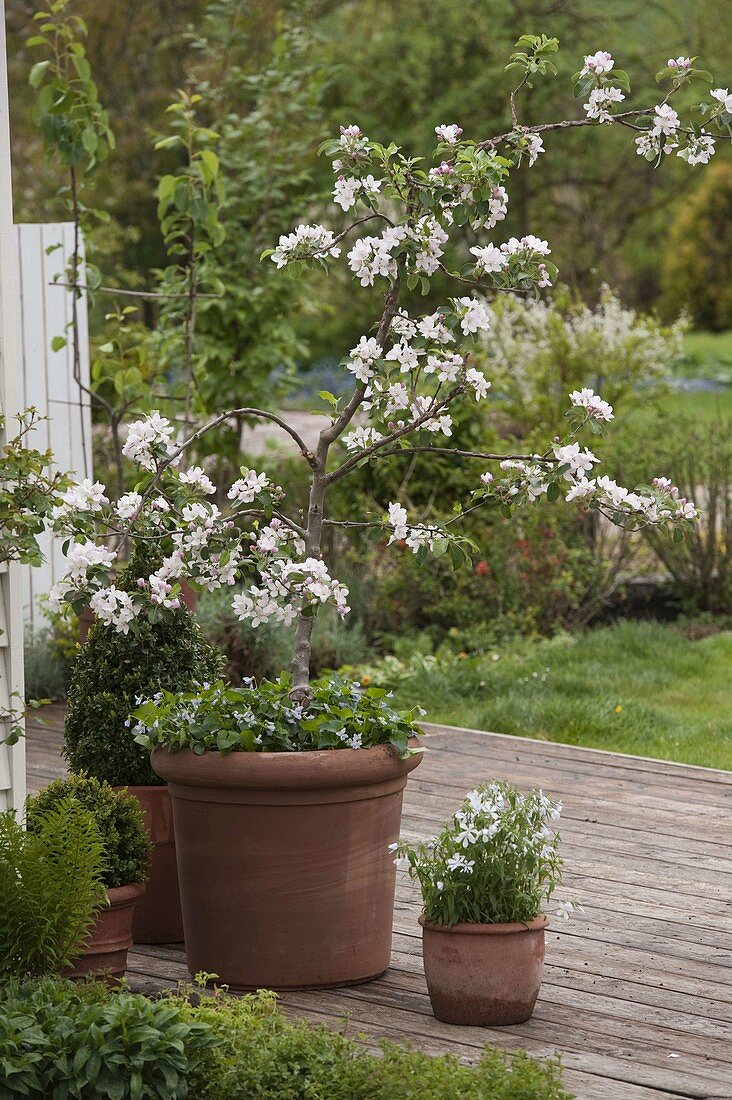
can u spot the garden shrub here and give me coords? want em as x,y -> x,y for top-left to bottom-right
0,980 -> 573,1099
0,978 -> 215,1100
27,774 -> 152,889
0,802 -> 105,979
616,412 -> 732,614
660,162 -> 732,331
64,542 -> 223,786
179,987 -> 573,1100
474,284 -> 683,438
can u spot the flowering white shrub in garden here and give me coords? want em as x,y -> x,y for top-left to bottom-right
44,34 -> 728,695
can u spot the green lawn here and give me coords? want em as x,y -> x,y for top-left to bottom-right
374,621 -> 732,771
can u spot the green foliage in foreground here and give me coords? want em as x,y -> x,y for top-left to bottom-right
360,621 -> 732,770
0,803 -> 105,979
0,979 -> 214,1100
0,980 -> 573,1100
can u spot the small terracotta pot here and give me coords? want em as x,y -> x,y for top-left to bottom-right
114,785 -> 184,944
65,883 -> 145,981
420,914 -> 548,1025
152,744 -> 422,990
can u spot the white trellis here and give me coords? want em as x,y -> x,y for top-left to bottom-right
17,222 -> 92,630
0,0 -> 26,812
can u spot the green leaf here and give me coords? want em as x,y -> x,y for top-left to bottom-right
50,336 -> 67,353
29,60 -> 50,89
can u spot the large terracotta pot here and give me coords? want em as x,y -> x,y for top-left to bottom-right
151,744 -> 422,990
65,883 -> 145,981
419,914 -> 548,1025
114,786 -> 184,944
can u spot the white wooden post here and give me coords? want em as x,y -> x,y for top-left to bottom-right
0,0 -> 27,812
16,222 -> 92,629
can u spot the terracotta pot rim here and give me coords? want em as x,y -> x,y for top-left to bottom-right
151,741 -> 422,791
419,914 -> 548,935
106,882 -> 146,906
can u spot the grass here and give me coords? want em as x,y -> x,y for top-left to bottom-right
375,621 -> 732,771
678,330 -> 732,381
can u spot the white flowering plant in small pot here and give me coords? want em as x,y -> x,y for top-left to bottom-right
392,782 -> 576,1026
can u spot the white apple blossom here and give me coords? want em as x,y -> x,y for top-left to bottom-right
391,310 -> 417,340
417,313 -> 453,344
583,86 -> 625,123
465,367 -> 491,401
651,103 -> 680,137
385,340 -> 421,373
122,412 -> 176,470
667,56 -> 692,71
52,478 -> 108,520
64,541 -> 117,581
227,469 -> 271,504
115,491 -> 143,521
634,132 -> 675,159
565,477 -> 597,502
89,586 -> 136,634
569,387 -> 614,422
424,352 -> 463,383
434,123 -> 463,144
342,425 -> 383,452
346,336 -> 382,382
710,88 -> 732,114
485,185 -> 509,228
526,133 -> 545,166
454,297 -> 491,335
178,466 -> 216,495
678,132 -> 716,165
581,50 -> 615,77
387,502 -> 409,541
554,442 -> 599,479
332,174 -> 382,211
271,224 -> 341,268
501,234 -> 551,258
470,243 -> 508,275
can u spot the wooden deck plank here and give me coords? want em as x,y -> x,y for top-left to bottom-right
24,708 -> 732,1098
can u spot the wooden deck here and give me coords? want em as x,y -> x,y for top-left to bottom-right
26,707 -> 732,1100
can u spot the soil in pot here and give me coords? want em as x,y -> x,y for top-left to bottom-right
114,786 -> 184,944
152,744 -> 422,990
64,882 -> 145,982
420,914 -> 548,1025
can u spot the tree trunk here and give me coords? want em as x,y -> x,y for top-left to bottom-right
290,465 -> 328,699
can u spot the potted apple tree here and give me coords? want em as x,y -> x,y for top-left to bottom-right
41,38 -> 724,988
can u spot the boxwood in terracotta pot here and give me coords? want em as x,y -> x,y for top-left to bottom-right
131,674 -> 423,990
394,781 -> 579,1026
63,543 -> 223,944
27,774 -> 153,980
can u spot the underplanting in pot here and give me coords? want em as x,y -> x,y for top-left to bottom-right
63,542 -> 223,944
132,675 -> 423,989
27,775 -> 152,981
394,781 -> 578,1025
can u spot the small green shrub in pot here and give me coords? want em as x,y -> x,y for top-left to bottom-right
63,542 -> 223,788
394,781 -> 578,1025
27,774 -> 152,890
0,800 -> 105,979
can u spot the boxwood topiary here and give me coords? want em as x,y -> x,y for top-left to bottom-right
63,542 -> 224,786
27,774 -> 152,889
